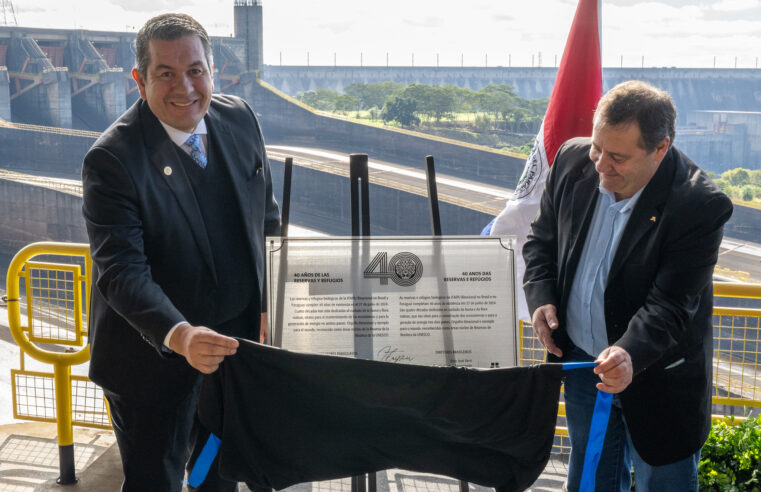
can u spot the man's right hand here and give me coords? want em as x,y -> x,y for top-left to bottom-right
168,323 -> 239,374
531,304 -> 563,357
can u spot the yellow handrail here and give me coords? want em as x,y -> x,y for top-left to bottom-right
5,241 -> 92,484
714,281 -> 761,298
6,242 -> 91,364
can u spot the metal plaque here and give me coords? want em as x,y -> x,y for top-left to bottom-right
267,236 -> 517,368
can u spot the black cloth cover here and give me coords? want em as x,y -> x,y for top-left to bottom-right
198,339 -> 563,491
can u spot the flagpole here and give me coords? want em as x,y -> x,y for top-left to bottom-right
598,0 -> 603,66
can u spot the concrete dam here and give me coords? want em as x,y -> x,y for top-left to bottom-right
0,0 -> 760,248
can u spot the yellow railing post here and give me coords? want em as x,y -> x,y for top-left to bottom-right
54,364 -> 76,484
5,241 -> 92,485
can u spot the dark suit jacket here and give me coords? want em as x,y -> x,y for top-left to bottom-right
82,94 -> 280,404
523,137 -> 733,466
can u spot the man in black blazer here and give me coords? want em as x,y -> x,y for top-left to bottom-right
82,13 -> 280,491
523,81 -> 732,491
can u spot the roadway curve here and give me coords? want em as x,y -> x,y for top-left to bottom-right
266,146 -> 761,283
1,145 -> 758,281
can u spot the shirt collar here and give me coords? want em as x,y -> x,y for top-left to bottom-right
598,183 -> 644,214
158,118 -> 208,148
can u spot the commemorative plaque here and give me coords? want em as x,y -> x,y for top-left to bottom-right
266,236 -> 517,368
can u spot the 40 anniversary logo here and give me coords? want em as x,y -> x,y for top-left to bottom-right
363,252 -> 423,287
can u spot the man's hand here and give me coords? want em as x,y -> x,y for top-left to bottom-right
531,304 -> 562,357
168,323 -> 239,374
594,346 -> 633,393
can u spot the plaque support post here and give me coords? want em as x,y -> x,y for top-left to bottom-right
281,157 -> 294,234
349,153 -> 376,492
349,153 -> 371,236
424,155 -> 442,236
272,156 -> 294,347
425,155 -> 468,492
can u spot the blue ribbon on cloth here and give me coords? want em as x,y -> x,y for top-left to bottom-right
187,433 -> 221,487
563,361 -> 613,492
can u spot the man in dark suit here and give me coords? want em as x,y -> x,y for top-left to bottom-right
523,81 -> 732,491
82,13 -> 280,491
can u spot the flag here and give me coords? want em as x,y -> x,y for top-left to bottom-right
490,0 -> 603,320
197,339 -> 564,491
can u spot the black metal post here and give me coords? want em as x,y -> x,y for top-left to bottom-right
424,155 -> 442,236
272,157 -> 293,347
280,157 -> 293,235
351,475 -> 367,492
425,155 -> 467,492
349,154 -> 370,236
350,154 -> 361,236
57,444 -> 77,485
349,153 -> 372,490
368,472 -> 377,492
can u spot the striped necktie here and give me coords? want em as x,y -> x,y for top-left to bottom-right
185,134 -> 207,169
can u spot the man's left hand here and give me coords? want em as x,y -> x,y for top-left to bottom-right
594,346 -> 633,394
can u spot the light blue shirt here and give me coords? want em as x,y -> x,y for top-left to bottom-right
566,184 -> 643,357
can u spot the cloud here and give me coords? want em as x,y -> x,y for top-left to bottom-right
106,0 -> 194,13
493,14 -> 517,23
712,0 -> 761,11
402,17 -> 444,29
315,21 -> 354,34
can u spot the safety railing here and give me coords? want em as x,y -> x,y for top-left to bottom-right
5,242 -> 109,485
5,241 -> 761,479
519,281 -> 761,457
712,282 -> 761,413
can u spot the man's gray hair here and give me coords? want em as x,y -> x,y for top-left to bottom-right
594,80 -> 676,152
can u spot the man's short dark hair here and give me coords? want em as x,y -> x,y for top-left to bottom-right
135,13 -> 213,77
594,80 -> 676,152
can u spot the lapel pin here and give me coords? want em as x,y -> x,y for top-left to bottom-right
164,166 -> 173,176
650,216 -> 656,223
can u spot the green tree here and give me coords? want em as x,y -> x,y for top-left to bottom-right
474,114 -> 493,133
398,84 -> 457,122
297,89 -> 340,111
335,94 -> 360,112
475,84 -> 517,120
722,168 -> 751,186
381,96 -> 419,126
344,81 -> 403,110
724,185 -> 741,199
742,185 -> 755,201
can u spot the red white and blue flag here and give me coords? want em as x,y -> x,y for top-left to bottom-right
489,0 -> 603,320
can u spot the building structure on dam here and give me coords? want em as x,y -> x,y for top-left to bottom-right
0,0 -> 760,172
0,0 -> 760,247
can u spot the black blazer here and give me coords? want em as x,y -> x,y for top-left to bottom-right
82,94 -> 280,403
523,137 -> 733,466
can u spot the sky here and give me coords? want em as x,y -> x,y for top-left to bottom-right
6,0 -> 761,69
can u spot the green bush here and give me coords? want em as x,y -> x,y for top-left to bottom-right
698,415 -> 761,491
742,185 -> 756,202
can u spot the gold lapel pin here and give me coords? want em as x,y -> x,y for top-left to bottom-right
650,216 -> 657,223
164,166 -> 172,176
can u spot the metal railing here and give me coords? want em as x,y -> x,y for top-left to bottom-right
5,241 -> 761,479
5,242 -> 109,485
519,281 -> 761,456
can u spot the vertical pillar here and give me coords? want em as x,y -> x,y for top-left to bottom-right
98,70 -> 126,124
42,68 -> 72,128
234,0 -> 263,76
0,67 -> 10,120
